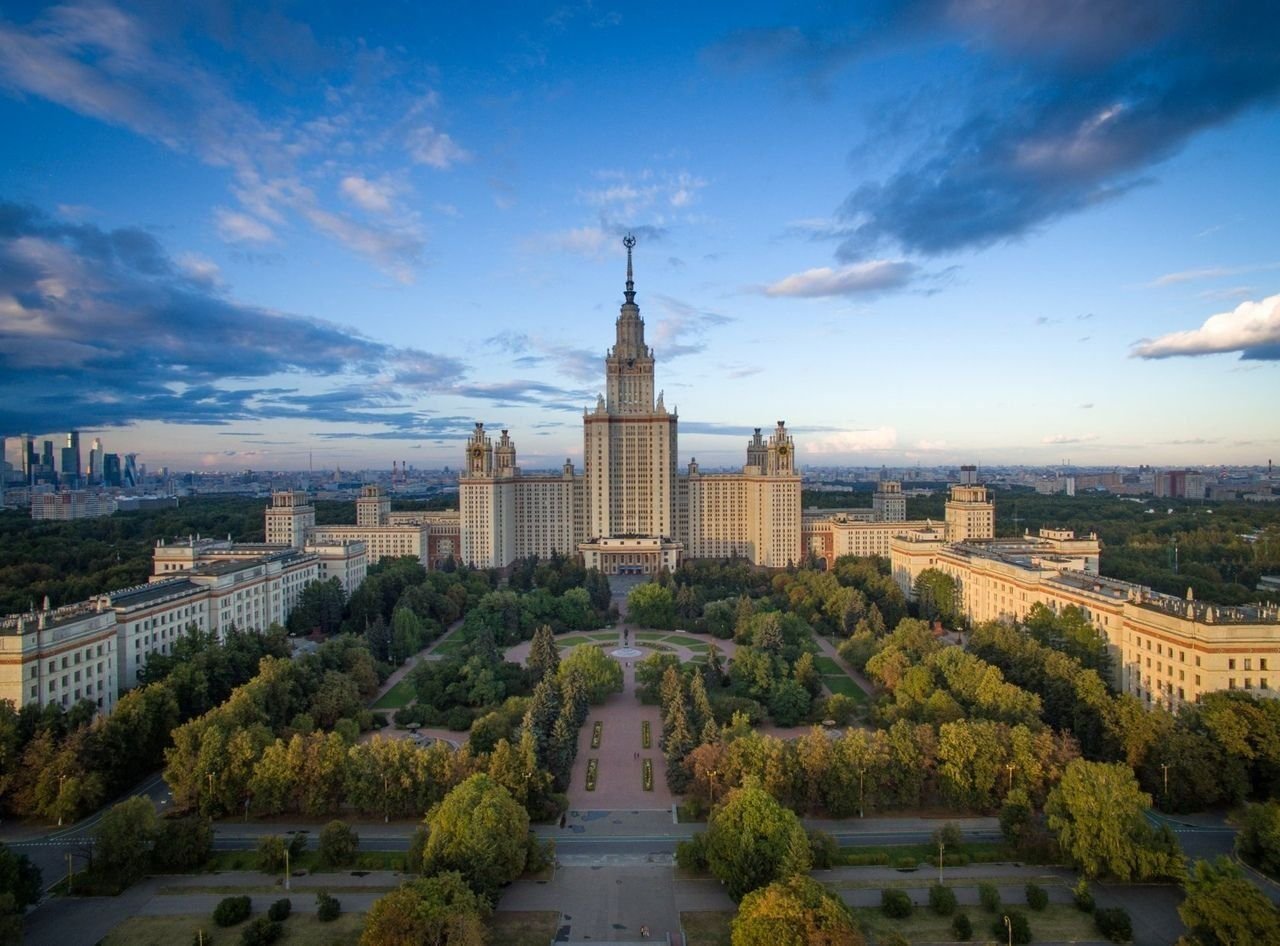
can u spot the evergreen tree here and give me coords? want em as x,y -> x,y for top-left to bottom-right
689,672 -> 715,736
665,698 -> 695,792
527,625 -> 560,682
521,678 -> 562,767
548,710 -> 578,791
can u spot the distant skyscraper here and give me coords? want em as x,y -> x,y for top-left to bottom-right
123,454 -> 138,488
41,440 -> 54,476
60,430 -> 81,486
103,453 -> 122,487
89,437 -> 103,484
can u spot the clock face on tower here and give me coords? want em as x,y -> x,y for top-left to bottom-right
778,445 -> 789,457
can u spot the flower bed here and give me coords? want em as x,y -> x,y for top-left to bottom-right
591,721 -> 602,749
642,757 -> 653,791
586,758 -> 599,791
641,720 -> 651,749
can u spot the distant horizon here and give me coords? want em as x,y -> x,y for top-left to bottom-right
2,4 -> 1277,469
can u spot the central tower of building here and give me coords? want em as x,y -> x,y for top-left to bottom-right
580,236 -> 681,572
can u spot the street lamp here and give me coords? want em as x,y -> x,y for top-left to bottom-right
1006,763 -> 1015,795
56,773 -> 67,827
708,770 -> 719,806
858,768 -> 865,819
1161,763 -> 1170,807
1004,914 -> 1013,946
284,833 -> 292,891
383,772 -> 389,823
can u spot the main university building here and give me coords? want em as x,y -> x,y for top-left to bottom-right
2,239 -> 1277,718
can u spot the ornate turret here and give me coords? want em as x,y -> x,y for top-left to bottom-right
604,234 -> 656,414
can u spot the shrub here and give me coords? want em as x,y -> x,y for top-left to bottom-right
153,815 -> 213,872
1025,882 -> 1048,911
213,895 -> 252,927
641,719 -> 651,748
675,835 -> 708,872
1094,907 -> 1133,943
978,881 -> 1001,912
316,891 -> 341,922
585,758 -> 599,791
642,758 -> 653,791
445,705 -> 474,731
893,853 -> 919,869
267,899 -> 292,922
318,820 -> 358,868
256,836 -> 286,873
952,911 -> 973,940
881,888 -> 914,918
808,830 -> 838,870
240,917 -> 282,946
929,883 -> 957,916
1073,878 -> 1095,913
991,910 -> 1032,945
591,721 -> 603,749
879,934 -> 910,946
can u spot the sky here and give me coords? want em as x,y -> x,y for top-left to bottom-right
1,0 -> 1279,473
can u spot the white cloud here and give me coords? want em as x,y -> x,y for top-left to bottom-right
340,175 -> 395,214
1041,433 -> 1099,445
535,226 -> 614,258
761,260 -> 917,297
1131,294 -> 1280,360
1144,262 -> 1280,288
176,252 -> 222,287
407,125 -> 471,169
214,208 -> 275,244
803,427 -> 898,454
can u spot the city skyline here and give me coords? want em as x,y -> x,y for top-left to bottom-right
2,2 -> 1279,471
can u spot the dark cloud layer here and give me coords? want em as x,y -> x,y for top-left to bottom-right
0,201 -> 466,432
716,2 -> 1280,258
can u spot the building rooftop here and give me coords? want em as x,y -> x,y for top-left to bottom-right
108,578 -> 202,609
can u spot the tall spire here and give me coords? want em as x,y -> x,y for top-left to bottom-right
623,233 -> 636,305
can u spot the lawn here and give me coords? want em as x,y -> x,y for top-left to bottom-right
814,655 -> 844,675
430,636 -> 470,656
204,850 -> 408,873
681,910 -> 733,946
371,677 -> 416,710
102,912 -> 365,946
556,635 -> 594,648
489,910 -> 562,946
855,902 -> 1094,943
822,675 -> 867,700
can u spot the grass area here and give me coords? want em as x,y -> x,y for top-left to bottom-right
822,675 -> 868,700
676,640 -> 711,653
682,910 -> 733,946
489,910 -> 561,946
431,636 -> 470,656
814,655 -> 844,674
855,901 -> 1093,943
371,676 -> 416,710
101,911 -> 365,946
157,883 -> 397,896
633,631 -> 666,641
832,841 -> 1017,868
205,850 -> 408,873
584,631 -> 620,641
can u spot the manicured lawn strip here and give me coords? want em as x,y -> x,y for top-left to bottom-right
585,758 -> 599,791
681,910 -> 733,946
488,911 -> 563,946
591,721 -> 603,749
556,635 -> 593,648
101,912 -> 365,946
371,677 -> 416,709
641,719 -> 651,748
584,631 -> 619,641
643,757 -> 653,790
204,850 -> 408,873
676,641 -> 711,653
822,676 -> 867,700
854,902 -> 1092,942
633,631 -> 666,641
832,841 -> 1016,868
814,655 -> 843,675
431,637 -> 470,656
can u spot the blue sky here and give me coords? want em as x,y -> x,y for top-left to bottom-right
1,0 -> 1278,472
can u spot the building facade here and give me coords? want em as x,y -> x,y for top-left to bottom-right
459,238 -> 801,573
890,525 -> 1280,710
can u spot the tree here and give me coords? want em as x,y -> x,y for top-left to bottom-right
318,820 -> 359,868
557,644 -> 623,705
731,875 -> 863,946
914,568 -> 959,626
627,582 -> 676,629
360,871 -> 489,946
93,796 -> 159,886
1045,759 -> 1184,881
152,815 -> 213,872
704,778 -> 811,901
1178,857 -> 1280,946
0,842 -> 41,912
422,774 -> 529,902
527,625 -> 560,681
768,678 -> 812,727
1240,800 -> 1280,877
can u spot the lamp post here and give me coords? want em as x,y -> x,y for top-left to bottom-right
383,772 -> 389,823
57,773 -> 67,827
284,835 -> 291,892
1006,763 -> 1015,795
708,770 -> 718,806
1161,762 -> 1170,807
1004,914 -> 1013,946
207,771 -> 217,815
937,836 -> 945,885
858,768 -> 864,819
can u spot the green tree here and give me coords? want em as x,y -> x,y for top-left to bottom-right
422,774 -> 529,902
0,842 -> 41,911
627,582 -> 676,629
704,778 -> 811,900
360,871 -> 489,946
526,624 -> 560,682
913,568 -> 959,626
557,644 -> 623,704
318,820 -> 359,868
768,678 -> 812,727
731,874 -> 863,946
1240,800 -> 1280,877
1178,857 -> 1280,946
152,815 -> 213,872
1045,759 -> 1184,881
93,796 -> 159,886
